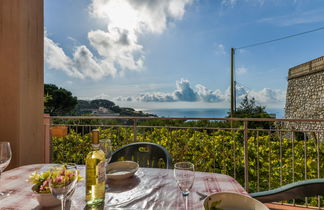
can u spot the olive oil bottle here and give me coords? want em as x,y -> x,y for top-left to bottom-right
85,129 -> 106,206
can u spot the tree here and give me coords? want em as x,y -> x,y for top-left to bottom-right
227,95 -> 273,128
234,95 -> 271,118
44,84 -> 77,116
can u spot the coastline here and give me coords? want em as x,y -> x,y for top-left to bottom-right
139,108 -> 285,119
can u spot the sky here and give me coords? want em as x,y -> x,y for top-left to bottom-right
44,0 -> 324,110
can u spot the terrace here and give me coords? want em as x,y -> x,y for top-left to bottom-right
0,0 -> 323,209
45,115 -> 324,209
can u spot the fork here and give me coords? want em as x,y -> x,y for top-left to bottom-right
196,192 -> 208,200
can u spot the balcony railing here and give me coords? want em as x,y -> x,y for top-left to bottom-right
43,115 -> 324,208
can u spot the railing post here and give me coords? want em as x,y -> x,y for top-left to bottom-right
43,114 -> 51,163
49,116 -> 53,163
316,132 -> 320,209
133,119 -> 137,142
244,121 -> 249,192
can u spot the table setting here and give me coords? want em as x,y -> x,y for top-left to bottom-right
0,136 -> 269,210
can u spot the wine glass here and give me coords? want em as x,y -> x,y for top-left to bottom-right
174,162 -> 195,210
0,142 -> 12,197
99,139 -> 112,166
49,164 -> 78,210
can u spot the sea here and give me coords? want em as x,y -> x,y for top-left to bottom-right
143,108 -> 285,119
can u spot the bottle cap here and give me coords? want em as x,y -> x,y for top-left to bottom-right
92,129 -> 100,144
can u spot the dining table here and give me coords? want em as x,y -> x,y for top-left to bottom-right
0,164 -> 249,209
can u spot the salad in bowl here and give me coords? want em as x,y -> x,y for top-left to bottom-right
28,165 -> 82,207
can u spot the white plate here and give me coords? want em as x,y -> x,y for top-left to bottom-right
203,192 -> 269,210
106,161 -> 139,180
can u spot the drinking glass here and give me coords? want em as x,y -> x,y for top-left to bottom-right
174,162 -> 195,210
99,139 -> 112,165
0,142 -> 12,197
49,164 -> 78,210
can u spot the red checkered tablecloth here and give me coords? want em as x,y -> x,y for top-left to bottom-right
0,164 -> 248,209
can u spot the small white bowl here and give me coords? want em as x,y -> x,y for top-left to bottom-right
203,192 -> 269,210
33,187 -> 75,207
106,161 -> 139,180
34,192 -> 60,207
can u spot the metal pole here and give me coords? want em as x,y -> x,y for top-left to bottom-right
230,48 -> 235,117
49,116 -> 53,163
234,81 -> 236,112
133,119 -> 137,142
244,121 -> 249,192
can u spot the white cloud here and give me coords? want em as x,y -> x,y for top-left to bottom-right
238,49 -> 248,54
80,93 -> 111,100
88,28 -> 144,71
221,0 -> 268,7
45,35 -> 84,79
214,43 -> 226,55
45,34 -> 117,80
224,84 -> 248,102
237,66 -> 247,75
235,84 -> 249,99
115,79 -> 285,106
94,93 -> 111,100
196,84 -> 224,102
249,88 -> 286,104
136,92 -> 176,102
116,79 -> 199,102
67,36 -> 77,42
65,80 -> 73,85
45,0 -> 193,79
89,0 -> 193,34
174,79 -> 198,101
221,0 -> 238,7
258,8 -> 324,26
73,45 -> 106,79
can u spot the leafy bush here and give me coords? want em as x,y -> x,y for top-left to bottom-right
52,130 -> 92,164
52,127 -> 324,206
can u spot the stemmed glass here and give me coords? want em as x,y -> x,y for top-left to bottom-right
49,164 -> 78,210
174,162 -> 195,210
99,139 -> 113,166
0,142 -> 12,197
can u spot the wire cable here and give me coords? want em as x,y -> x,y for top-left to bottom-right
236,26 -> 324,50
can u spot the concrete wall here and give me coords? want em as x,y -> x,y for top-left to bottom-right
285,56 -> 324,134
0,0 -> 44,168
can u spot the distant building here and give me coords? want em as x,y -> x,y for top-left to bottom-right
80,107 -> 120,116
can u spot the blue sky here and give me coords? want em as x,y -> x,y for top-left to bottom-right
44,0 -> 324,110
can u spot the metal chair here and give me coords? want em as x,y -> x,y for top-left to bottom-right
250,178 -> 324,203
110,142 -> 172,169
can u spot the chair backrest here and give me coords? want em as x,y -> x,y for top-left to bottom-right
111,142 -> 172,169
250,178 -> 324,203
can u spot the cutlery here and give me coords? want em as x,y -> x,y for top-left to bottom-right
196,192 -> 207,200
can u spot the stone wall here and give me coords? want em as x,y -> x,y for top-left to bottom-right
285,56 -> 324,135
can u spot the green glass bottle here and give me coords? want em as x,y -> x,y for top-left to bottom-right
85,129 -> 106,206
